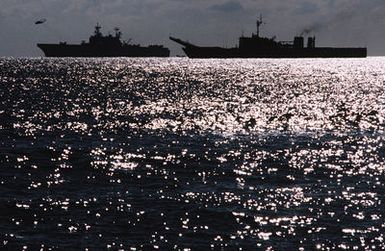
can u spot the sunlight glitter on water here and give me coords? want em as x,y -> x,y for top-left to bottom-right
1,57 -> 385,249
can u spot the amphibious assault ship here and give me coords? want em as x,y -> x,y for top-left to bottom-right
38,24 -> 170,57
170,17 -> 367,58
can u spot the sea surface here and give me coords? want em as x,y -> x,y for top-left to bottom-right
1,57 -> 385,250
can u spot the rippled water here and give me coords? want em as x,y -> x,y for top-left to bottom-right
1,57 -> 385,250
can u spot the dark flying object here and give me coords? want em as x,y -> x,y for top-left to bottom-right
35,18 -> 46,25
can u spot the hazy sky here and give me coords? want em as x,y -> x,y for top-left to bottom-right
0,0 -> 384,56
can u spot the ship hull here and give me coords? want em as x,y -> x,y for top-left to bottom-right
37,44 -> 170,57
182,46 -> 367,58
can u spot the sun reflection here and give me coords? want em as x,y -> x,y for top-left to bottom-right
2,58 -> 385,249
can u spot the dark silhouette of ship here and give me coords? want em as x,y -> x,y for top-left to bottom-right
38,24 -> 170,57
170,17 -> 367,58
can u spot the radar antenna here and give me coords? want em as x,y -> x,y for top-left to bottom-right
256,14 -> 265,37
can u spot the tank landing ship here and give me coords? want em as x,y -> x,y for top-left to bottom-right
170,17 -> 367,58
38,24 -> 170,57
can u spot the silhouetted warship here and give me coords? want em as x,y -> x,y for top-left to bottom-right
170,17 -> 367,58
38,24 -> 170,57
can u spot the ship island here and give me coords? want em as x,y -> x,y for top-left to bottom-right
170,17 -> 367,58
37,24 -> 170,57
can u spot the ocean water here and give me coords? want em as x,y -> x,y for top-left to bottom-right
1,57 -> 385,250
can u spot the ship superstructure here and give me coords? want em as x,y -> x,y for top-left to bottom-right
170,17 -> 367,58
38,24 -> 170,57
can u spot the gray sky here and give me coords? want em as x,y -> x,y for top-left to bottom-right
0,0 -> 384,56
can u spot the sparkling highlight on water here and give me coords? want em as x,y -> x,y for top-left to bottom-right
1,57 -> 385,250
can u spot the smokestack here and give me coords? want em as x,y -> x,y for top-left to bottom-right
307,37 -> 315,48
294,37 -> 304,48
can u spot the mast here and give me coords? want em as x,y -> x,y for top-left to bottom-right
256,15 -> 264,37
114,27 -> 122,39
95,23 -> 102,36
